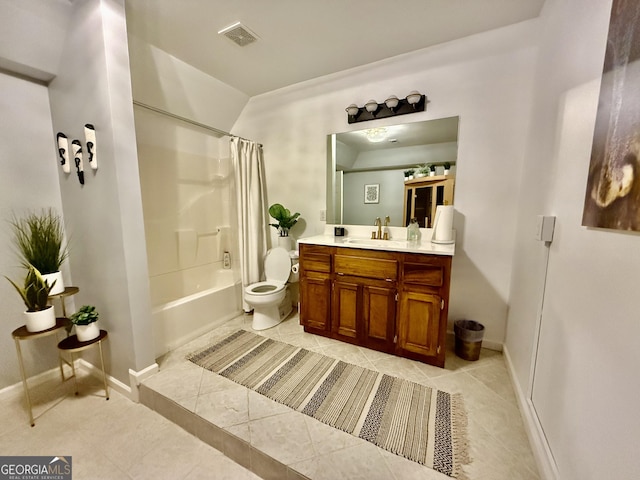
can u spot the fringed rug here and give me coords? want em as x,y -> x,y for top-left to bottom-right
187,330 -> 469,479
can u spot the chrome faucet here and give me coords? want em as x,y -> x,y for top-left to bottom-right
375,217 -> 382,239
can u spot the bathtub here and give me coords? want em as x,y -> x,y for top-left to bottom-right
150,265 -> 242,358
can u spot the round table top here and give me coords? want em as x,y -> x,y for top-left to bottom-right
57,330 -> 108,352
12,317 -> 70,340
48,286 -> 79,299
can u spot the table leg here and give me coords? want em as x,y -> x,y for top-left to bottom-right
55,331 -> 65,381
14,338 -> 34,427
98,340 -> 109,400
69,352 -> 79,395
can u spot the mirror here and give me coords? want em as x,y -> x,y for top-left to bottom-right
326,116 -> 459,227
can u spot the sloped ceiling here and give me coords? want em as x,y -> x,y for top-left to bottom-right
125,0 -> 545,97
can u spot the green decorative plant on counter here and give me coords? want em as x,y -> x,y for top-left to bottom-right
9,208 -> 69,295
5,265 -> 57,332
70,305 -> 100,342
268,203 -> 300,237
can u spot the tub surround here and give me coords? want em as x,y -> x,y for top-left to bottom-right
298,225 -> 454,367
298,224 -> 455,256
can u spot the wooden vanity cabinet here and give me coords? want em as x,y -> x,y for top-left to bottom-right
397,254 -> 451,367
332,249 -> 398,351
299,243 -> 452,367
298,245 -> 332,334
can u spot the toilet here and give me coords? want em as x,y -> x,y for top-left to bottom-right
245,247 -> 299,331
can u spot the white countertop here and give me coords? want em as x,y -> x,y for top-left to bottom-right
298,225 -> 455,256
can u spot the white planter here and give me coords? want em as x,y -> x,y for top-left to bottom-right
277,236 -> 293,251
444,169 -> 450,176
42,271 -> 65,295
25,306 -> 56,332
75,321 -> 100,342
429,171 -> 436,176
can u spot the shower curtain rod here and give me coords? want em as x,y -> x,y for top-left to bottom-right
133,100 -> 232,137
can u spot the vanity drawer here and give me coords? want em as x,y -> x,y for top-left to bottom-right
301,254 -> 331,273
403,262 -> 444,287
334,255 -> 398,280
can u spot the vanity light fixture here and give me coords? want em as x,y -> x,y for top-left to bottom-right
365,100 -> 379,114
345,104 -> 359,117
345,91 -> 426,124
406,91 -> 422,107
384,95 -> 400,111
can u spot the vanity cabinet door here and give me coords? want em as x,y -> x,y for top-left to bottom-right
300,271 -> 331,333
362,283 -> 396,353
332,277 -> 360,342
397,290 -> 444,367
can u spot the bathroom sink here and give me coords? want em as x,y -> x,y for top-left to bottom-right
344,238 -> 407,248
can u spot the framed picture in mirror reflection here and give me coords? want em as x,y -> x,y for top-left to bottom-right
364,184 -> 380,204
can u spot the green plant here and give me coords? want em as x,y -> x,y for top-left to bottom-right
70,305 -> 99,325
268,203 -> 300,237
5,265 -> 55,312
10,208 -> 69,274
444,162 -> 451,170
416,164 -> 430,175
404,169 -> 415,177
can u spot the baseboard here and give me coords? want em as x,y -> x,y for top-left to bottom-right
503,345 -> 559,480
445,330 -> 503,352
1,359 -> 154,404
0,365 -> 70,399
76,358 -> 133,400
128,363 -> 159,402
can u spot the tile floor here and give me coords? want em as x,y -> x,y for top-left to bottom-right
0,369 -> 260,479
141,313 -> 541,480
0,312 -> 540,479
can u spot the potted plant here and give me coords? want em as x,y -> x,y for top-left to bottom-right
429,164 -> 436,176
9,208 -> 69,295
404,169 -> 415,181
6,265 -> 56,332
415,164 -> 429,177
70,305 -> 100,342
269,203 -> 300,250
443,163 -> 451,175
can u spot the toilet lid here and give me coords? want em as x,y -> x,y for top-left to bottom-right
264,247 -> 291,283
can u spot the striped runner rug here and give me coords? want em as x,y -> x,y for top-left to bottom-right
187,330 -> 469,479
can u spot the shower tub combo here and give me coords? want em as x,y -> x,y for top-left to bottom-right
150,264 -> 242,358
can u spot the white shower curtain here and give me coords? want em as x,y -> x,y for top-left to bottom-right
230,137 -> 268,311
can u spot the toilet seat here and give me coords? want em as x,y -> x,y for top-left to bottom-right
245,280 -> 285,296
244,247 -> 292,296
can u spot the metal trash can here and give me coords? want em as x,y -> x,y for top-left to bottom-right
454,319 -> 485,361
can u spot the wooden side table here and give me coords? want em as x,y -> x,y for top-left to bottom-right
12,317 -> 71,427
57,330 -> 109,401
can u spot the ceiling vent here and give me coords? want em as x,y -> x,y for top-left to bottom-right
218,22 -> 258,47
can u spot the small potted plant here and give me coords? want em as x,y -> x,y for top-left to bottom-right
6,265 -> 56,332
443,163 -> 451,175
269,203 -> 301,250
70,305 -> 100,342
9,208 -> 70,295
404,169 -> 415,181
429,164 -> 436,176
415,164 -> 429,178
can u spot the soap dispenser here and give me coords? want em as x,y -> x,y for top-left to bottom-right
407,218 -> 421,244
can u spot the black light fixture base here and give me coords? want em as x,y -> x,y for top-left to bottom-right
347,95 -> 426,124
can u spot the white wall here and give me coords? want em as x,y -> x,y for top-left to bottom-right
232,21 -> 539,347
47,0 -> 155,383
126,34 -> 250,136
506,0 -> 640,478
0,72 -> 67,388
